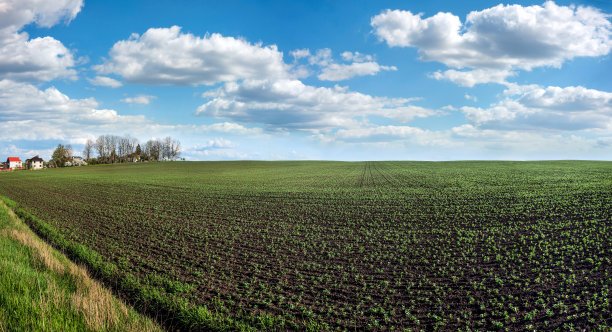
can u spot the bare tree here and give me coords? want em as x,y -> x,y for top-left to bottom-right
128,137 -> 138,156
65,144 -> 73,159
153,139 -> 163,161
105,135 -> 118,163
95,136 -> 106,162
117,136 -> 129,162
83,139 -> 94,161
144,139 -> 158,161
171,139 -> 181,161
163,136 -> 172,161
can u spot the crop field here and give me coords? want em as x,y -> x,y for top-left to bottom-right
0,161 -> 610,330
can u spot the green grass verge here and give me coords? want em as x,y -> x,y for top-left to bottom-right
0,196 -> 162,332
0,196 -> 319,331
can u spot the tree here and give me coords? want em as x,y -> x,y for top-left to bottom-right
163,136 -> 172,161
83,139 -> 94,161
167,137 -> 181,161
118,136 -> 129,162
52,144 -> 72,167
106,135 -> 118,163
95,135 -> 106,163
144,139 -> 162,161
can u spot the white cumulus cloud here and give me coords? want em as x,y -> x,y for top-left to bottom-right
0,79 -> 148,142
0,0 -> 82,82
372,1 -> 612,85
95,26 -> 289,86
196,79 -> 437,132
461,84 -> 612,131
0,0 -> 82,32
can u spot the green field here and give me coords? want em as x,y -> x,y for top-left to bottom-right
0,161 -> 610,330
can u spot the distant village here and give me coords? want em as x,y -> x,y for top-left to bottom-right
1,135 -> 181,172
1,155 -> 88,171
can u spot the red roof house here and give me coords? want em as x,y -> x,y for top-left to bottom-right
7,157 -> 22,169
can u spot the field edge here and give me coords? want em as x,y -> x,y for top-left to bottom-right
0,196 -> 163,331
0,195 -> 326,331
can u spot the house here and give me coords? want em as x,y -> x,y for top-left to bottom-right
128,152 -> 140,162
26,155 -> 44,170
6,157 -> 22,170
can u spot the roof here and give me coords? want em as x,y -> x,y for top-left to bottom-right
30,155 -> 44,162
7,157 -> 21,162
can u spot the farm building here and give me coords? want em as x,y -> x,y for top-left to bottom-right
128,152 -> 140,162
6,157 -> 23,170
26,155 -> 44,170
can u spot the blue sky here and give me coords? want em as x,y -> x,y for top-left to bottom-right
1,0 -> 612,161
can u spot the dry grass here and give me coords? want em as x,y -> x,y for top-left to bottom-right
69,263 -> 132,331
10,228 -> 65,274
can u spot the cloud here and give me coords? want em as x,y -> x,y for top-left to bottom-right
0,79 -> 151,144
372,1 -> 612,85
88,76 -> 123,88
0,0 -> 82,82
290,48 -> 310,61
333,125 -> 455,147
159,123 -> 264,138
296,49 -> 396,81
194,138 -> 236,150
318,62 -> 397,81
0,0 -> 83,32
178,122 -> 264,135
121,95 -> 156,105
95,26 -> 289,86
461,84 -> 612,131
430,69 -> 514,87
450,124 -> 612,159
308,48 -> 333,66
185,148 -> 252,160
341,51 -> 373,62
464,93 -> 477,102
196,79 -> 437,132
0,143 -> 54,161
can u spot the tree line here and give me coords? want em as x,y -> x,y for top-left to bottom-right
83,135 -> 181,164
50,135 -> 181,167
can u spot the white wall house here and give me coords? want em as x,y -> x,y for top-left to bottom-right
7,157 -> 22,169
26,156 -> 44,170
